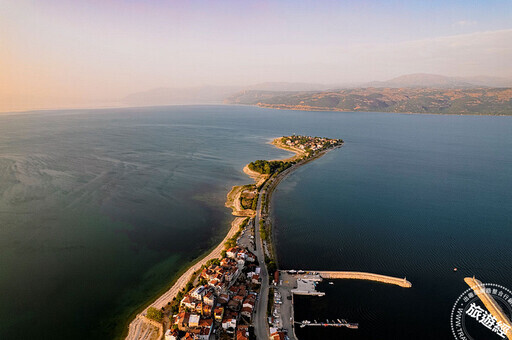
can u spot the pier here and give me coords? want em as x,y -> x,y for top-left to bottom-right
284,270 -> 412,288
291,278 -> 326,296
295,319 -> 358,329
465,277 -> 512,339
275,270 -> 412,340
317,270 -> 412,288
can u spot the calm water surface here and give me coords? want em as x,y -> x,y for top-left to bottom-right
273,111 -> 512,339
0,106 -> 510,339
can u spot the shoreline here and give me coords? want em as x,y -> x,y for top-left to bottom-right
124,136 -> 333,340
253,103 -> 512,116
125,216 -> 247,340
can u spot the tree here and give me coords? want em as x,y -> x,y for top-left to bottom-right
146,307 -> 164,322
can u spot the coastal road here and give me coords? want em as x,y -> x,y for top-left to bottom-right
254,184 -> 270,340
252,144 -> 341,339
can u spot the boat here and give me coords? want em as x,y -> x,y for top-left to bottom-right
329,281 -> 334,285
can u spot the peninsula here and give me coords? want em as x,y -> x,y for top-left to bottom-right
125,135 -> 412,340
125,135 -> 342,340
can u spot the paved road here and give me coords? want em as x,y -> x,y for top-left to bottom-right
277,272 -> 298,340
253,185 -> 270,340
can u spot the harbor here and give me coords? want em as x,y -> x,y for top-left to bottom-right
271,270 -> 412,340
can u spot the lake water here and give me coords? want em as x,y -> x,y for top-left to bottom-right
0,106 -> 510,339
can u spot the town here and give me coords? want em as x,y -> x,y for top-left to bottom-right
279,135 -> 343,154
158,218 -> 287,340
128,136 -> 345,340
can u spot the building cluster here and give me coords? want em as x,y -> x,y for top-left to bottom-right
282,135 -> 341,152
166,246 -> 261,340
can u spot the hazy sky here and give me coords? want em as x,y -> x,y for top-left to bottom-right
1,0 -> 512,111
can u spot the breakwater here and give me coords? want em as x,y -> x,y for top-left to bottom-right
464,277 -> 512,339
318,271 -> 412,288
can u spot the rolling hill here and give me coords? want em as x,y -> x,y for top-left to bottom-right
226,87 -> 512,115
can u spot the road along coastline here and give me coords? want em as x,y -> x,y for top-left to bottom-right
124,136 -> 339,340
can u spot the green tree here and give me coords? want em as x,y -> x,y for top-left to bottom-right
146,307 -> 164,322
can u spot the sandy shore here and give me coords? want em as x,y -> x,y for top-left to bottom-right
125,216 -> 247,340
242,164 -> 268,187
270,138 -> 306,162
242,137 -> 304,188
225,184 -> 256,217
125,137 -> 313,340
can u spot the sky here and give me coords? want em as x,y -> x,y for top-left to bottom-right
1,0 -> 512,111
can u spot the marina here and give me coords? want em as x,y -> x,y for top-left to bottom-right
272,270 -> 412,340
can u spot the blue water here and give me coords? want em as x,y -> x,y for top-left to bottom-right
272,111 -> 512,339
0,106 -> 510,339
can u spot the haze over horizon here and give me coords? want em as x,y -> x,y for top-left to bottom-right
2,0 -> 512,112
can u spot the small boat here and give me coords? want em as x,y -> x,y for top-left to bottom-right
453,267 -> 458,272
329,281 -> 334,285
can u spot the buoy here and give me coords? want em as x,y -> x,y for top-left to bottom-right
453,268 -> 458,272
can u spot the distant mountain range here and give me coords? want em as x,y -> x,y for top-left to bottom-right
123,86 -> 240,106
364,74 -> 512,88
122,82 -> 337,106
123,74 -> 512,114
226,87 -> 512,115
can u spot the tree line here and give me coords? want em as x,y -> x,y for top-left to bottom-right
248,160 -> 291,175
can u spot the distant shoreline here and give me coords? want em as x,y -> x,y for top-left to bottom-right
252,103 -> 512,116
3,103 -> 512,116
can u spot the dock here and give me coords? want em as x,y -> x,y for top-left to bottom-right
275,270 -> 411,340
291,278 -> 325,296
295,319 -> 358,329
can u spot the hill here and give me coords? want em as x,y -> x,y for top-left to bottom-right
226,87 -> 512,115
365,73 -> 512,88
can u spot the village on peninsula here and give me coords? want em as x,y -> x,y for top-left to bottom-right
125,135 -> 416,340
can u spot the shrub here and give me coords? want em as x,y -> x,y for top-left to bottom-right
146,307 -> 163,322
